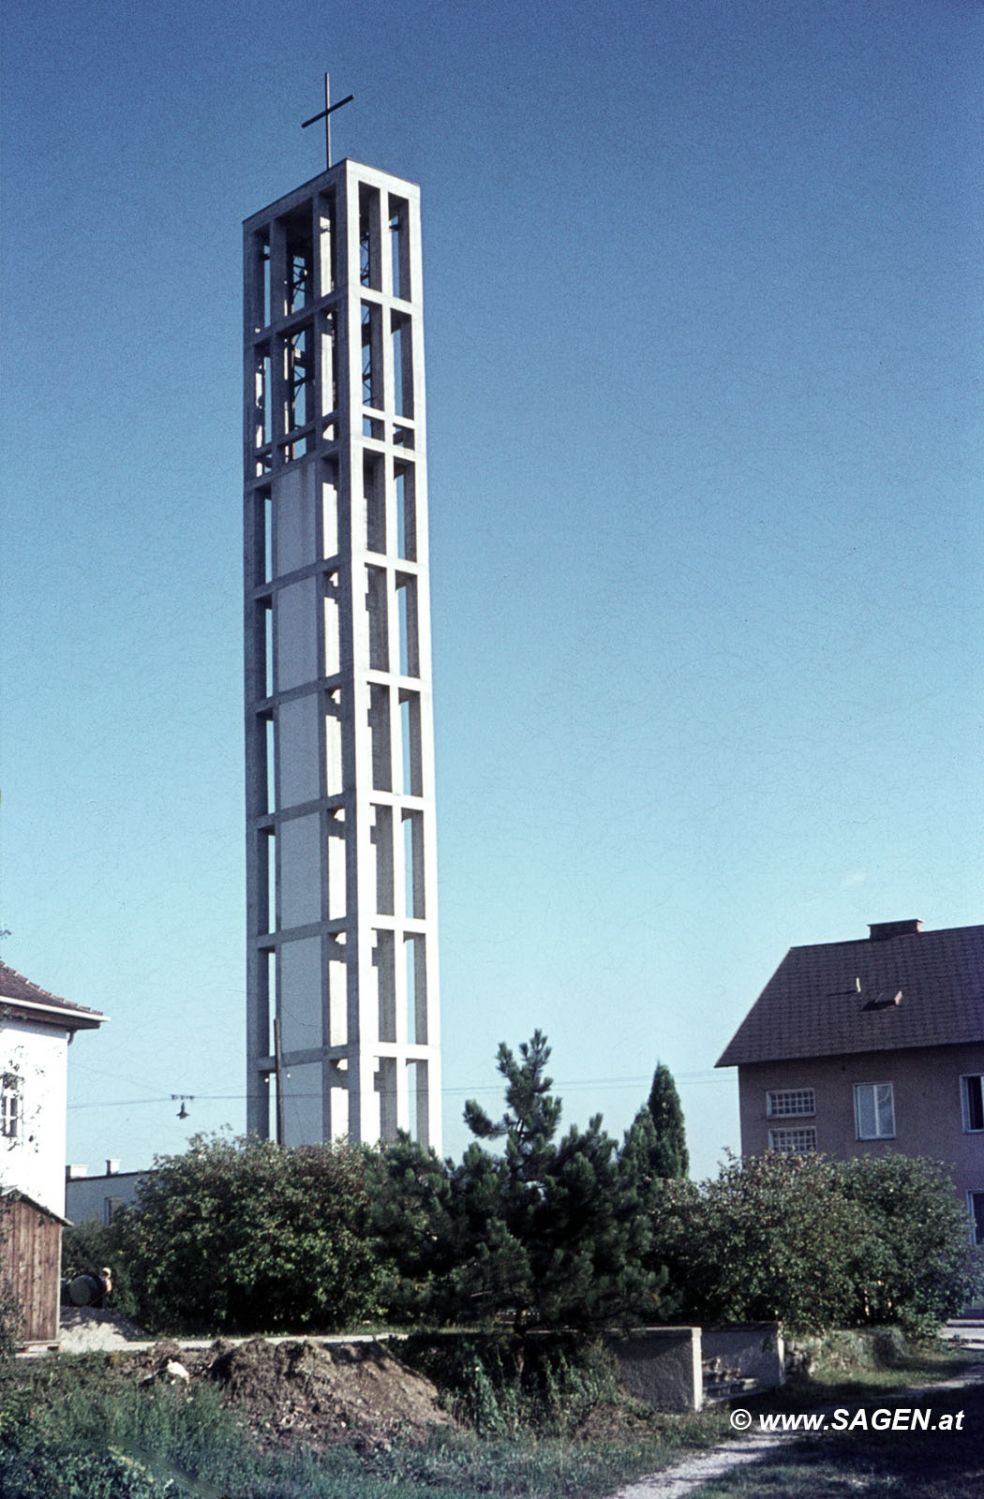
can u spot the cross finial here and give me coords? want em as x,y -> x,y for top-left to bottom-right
301,72 -> 354,169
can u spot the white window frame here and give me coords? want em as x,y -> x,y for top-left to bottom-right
768,1126 -> 817,1153
961,1075 -> 984,1134
1,1072 -> 22,1140
968,1190 -> 984,1248
854,1081 -> 895,1140
767,1088 -> 816,1119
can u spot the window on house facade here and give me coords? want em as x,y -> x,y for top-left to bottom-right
970,1191 -> 984,1247
768,1126 -> 817,1153
854,1082 -> 895,1140
1,1072 -> 21,1139
767,1088 -> 816,1118
961,1075 -> 984,1133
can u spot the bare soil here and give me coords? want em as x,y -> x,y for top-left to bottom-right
118,1336 -> 457,1451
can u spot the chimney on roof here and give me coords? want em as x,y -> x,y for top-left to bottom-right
106,1159 -> 120,1176
868,919 -> 923,941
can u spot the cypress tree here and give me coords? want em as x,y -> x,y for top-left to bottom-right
645,1062 -> 689,1179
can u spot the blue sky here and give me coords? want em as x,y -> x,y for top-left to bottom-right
2,0 -> 981,1180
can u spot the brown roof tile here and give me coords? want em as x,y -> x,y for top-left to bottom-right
717,923 -> 984,1067
0,963 -> 106,1029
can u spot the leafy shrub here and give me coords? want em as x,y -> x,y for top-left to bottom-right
653,1151 -> 867,1331
0,1274 -> 22,1359
363,1134 -> 458,1323
111,1134 -> 381,1334
652,1151 -> 972,1335
836,1154 -> 973,1333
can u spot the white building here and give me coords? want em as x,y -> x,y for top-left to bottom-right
0,963 -> 106,1217
243,155 -> 442,1151
65,1164 -> 145,1225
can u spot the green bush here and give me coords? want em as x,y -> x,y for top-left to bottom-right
836,1154 -> 973,1333
653,1151 -> 866,1331
363,1133 -> 458,1323
111,1134 -> 382,1334
0,1274 -> 22,1359
652,1151 -> 972,1335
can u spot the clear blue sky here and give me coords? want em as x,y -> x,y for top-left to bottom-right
2,0 -> 981,1181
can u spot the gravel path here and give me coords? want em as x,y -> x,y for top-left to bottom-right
604,1363 -> 984,1499
606,1429 -> 792,1499
22,1308 -> 404,1357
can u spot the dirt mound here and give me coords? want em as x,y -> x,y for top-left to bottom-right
132,1337 -> 455,1450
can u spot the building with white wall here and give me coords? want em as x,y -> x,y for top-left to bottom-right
0,963 -> 106,1217
243,156 -> 441,1151
65,1164 -> 145,1225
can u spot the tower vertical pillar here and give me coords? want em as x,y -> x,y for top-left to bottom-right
244,161 -> 441,1151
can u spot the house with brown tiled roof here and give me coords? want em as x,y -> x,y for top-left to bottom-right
716,920 -> 984,1243
0,962 -> 106,1218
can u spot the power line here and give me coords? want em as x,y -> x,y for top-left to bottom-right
68,1070 -> 729,1111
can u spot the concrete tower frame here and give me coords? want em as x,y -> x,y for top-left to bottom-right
243,160 -> 441,1151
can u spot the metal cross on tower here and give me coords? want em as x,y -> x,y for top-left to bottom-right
301,72 -> 354,169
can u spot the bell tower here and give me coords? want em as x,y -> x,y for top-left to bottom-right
243,141 -> 441,1151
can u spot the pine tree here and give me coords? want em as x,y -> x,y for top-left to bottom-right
453,1031 -> 670,1339
645,1062 -> 689,1179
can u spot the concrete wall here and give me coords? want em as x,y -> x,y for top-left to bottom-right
0,1020 -> 69,1217
702,1323 -> 785,1395
606,1324 -> 784,1410
738,1042 -> 984,1206
606,1328 -> 703,1412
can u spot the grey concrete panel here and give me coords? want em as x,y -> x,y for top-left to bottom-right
273,463 -> 318,576
606,1328 -> 702,1412
702,1324 -> 784,1395
283,1061 -> 324,1144
279,937 -> 323,1052
279,814 -> 322,930
278,694 -> 321,808
276,578 -> 319,691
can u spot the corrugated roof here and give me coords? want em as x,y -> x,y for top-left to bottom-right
717,923 -> 984,1068
0,963 -> 106,1029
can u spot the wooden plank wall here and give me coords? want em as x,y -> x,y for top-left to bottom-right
1,1198 -> 62,1342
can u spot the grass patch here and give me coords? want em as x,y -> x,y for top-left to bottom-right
771,1336 -> 977,1410
689,1379 -> 984,1498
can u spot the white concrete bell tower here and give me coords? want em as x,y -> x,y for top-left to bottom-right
243,147 -> 441,1151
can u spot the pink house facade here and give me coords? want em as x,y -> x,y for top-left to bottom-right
717,921 -> 984,1244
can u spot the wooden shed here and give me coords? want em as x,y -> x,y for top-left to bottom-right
1,1189 -> 66,1344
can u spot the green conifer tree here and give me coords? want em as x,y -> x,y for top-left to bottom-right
645,1062 -> 689,1179
452,1031 -> 670,1339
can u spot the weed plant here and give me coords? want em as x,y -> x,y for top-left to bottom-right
0,1346 -> 727,1499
